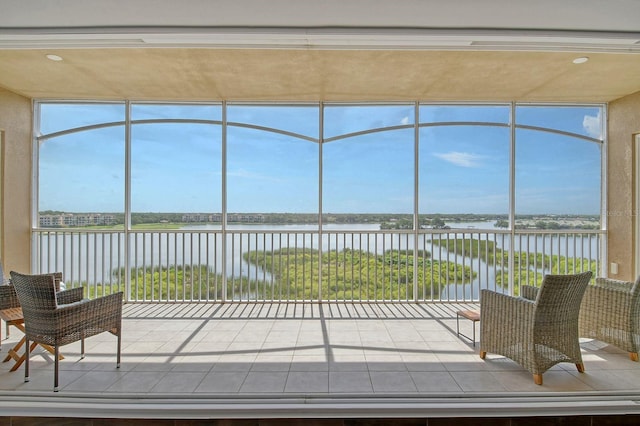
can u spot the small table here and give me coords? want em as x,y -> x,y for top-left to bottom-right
0,307 -> 63,371
456,309 -> 480,346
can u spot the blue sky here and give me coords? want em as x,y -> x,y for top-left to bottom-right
38,103 -> 602,215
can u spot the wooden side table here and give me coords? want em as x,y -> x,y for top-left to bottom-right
456,309 -> 480,346
0,307 -> 63,371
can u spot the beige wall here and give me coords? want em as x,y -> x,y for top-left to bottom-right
0,87 -> 32,275
608,90 -> 640,281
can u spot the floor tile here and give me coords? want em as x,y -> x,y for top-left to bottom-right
290,355 -> 330,371
329,371 -> 373,393
329,356 -> 369,372
365,354 -> 407,372
195,371 -> 248,393
370,371 -> 418,393
450,371 -> 509,392
251,354 -> 292,371
150,372 -> 204,393
285,371 -> 329,393
410,371 -> 462,393
240,371 -> 288,393
64,370 -> 124,392
3,302 -> 637,399
170,356 -> 217,372
402,354 -> 447,372
106,371 -> 166,392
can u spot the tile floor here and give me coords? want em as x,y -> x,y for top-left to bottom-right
1,302 -> 640,395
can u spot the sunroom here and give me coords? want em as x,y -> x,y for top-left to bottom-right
1,0 -> 640,424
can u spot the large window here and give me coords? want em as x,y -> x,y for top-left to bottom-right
515,106 -> 602,222
419,105 -> 511,225
130,104 -> 222,220
323,105 -> 415,217
33,101 -> 604,302
36,102 -> 603,229
38,103 -> 126,228
227,105 -> 319,224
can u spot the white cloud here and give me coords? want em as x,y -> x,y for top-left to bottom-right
433,151 -> 483,167
400,116 -> 410,125
583,110 -> 602,138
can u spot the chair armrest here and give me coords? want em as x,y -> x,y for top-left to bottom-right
581,282 -> 635,323
58,292 -> 123,316
27,292 -> 123,339
83,292 -> 123,311
56,287 -> 84,305
481,289 -> 536,315
22,301 -> 89,341
521,285 -> 539,301
0,285 -> 20,310
81,292 -> 123,333
481,289 -> 537,325
594,277 -> 634,293
481,289 -> 536,349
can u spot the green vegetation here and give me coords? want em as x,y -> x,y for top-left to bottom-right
242,247 -> 474,300
431,237 -> 597,295
429,216 -> 447,229
531,220 -> 599,230
380,215 -> 449,229
63,248 -> 475,301
380,218 -> 413,230
494,257 -> 597,291
431,238 -> 498,260
61,236 -> 597,301
117,265 -> 262,300
61,265 -> 263,301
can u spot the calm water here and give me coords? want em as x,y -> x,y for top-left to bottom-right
35,221 -> 600,300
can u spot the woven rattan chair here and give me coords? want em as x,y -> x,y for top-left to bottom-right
9,271 -> 123,392
479,271 -> 592,385
0,272 -> 64,344
0,284 -> 20,345
579,276 -> 640,361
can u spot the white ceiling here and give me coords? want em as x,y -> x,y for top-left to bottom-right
1,0 -> 640,102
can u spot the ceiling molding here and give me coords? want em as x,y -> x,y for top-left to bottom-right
1,27 -> 640,53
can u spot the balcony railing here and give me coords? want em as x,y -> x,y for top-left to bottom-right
32,228 -> 603,303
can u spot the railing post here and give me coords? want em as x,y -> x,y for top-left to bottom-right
124,101 -> 131,302
413,102 -> 420,302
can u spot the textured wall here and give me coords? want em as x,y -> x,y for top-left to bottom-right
0,87 -> 32,274
608,90 -> 640,281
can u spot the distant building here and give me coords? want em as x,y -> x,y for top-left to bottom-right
182,213 -> 264,223
39,215 -> 65,227
182,213 -> 222,222
39,213 -> 115,227
228,214 -> 265,223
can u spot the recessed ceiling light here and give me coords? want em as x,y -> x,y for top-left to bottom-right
45,54 -> 63,61
572,56 -> 589,64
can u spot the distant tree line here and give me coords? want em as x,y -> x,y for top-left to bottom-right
40,211 -> 600,230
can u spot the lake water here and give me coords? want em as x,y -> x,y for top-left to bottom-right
35,221 -> 601,300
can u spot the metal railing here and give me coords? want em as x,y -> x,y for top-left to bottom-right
32,228 -> 603,303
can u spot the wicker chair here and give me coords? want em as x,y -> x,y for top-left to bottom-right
579,276 -> 640,361
479,271 -> 592,385
9,271 -> 123,392
0,272 -> 64,344
0,284 -> 20,346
